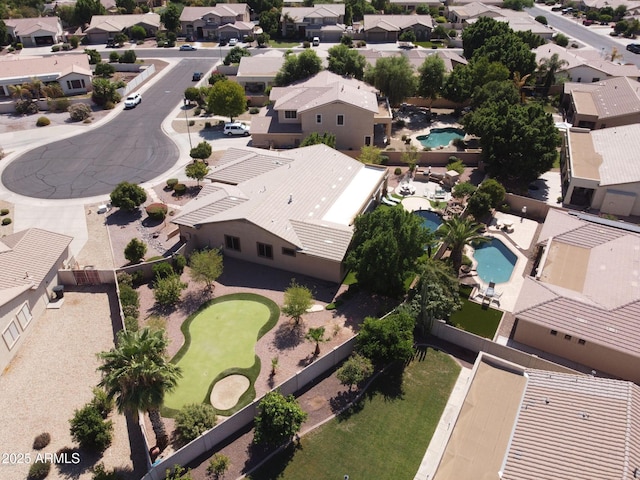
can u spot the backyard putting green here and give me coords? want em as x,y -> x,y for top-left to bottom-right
162,293 -> 279,415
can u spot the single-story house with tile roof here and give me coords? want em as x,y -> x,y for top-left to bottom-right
402,49 -> 468,73
250,70 -> 393,150
236,51 -> 286,94
562,76 -> 640,129
433,352 -> 640,479
448,2 -> 506,24
453,6 -> 554,39
0,54 -> 92,98
510,209 -> 640,383
5,17 -> 64,47
363,15 -> 433,42
390,0 -> 444,12
84,13 -> 161,44
0,228 -> 72,375
560,124 -> 640,215
179,5 -> 250,40
172,145 -> 387,283
281,4 -> 346,41
535,43 -> 640,85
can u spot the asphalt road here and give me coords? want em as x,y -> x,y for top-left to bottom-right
2,58 -> 215,199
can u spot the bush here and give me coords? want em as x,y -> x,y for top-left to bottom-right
152,261 -> 174,281
124,238 -> 147,264
109,51 -> 120,62
119,283 -> 140,318
2,217 -> 12,225
16,100 -> 39,115
95,63 -> 116,77
205,121 -> 212,128
467,190 -> 492,219
194,107 -> 202,116
303,41 -> 311,48
535,15 -> 548,24
27,460 -> 51,480
452,181 -> 477,198
175,404 -> 217,443
173,183 -> 187,195
0,208 -> 9,216
249,107 -> 259,114
48,98 -> 71,112
90,387 -> 114,419
62,43 -> 71,51
119,50 -> 137,64
153,275 -> 187,306
68,103 -> 92,122
91,463 -> 123,480
52,44 -> 61,52
36,116 -> 50,127
555,33 -> 569,47
15,43 -> 23,50
145,202 -> 168,220
110,182 -> 147,211
207,454 -> 230,479
69,404 -> 113,452
70,36 -> 80,48
124,315 -> 138,332
166,178 -> 179,189
357,40 -> 367,47
394,167 -> 402,175
446,157 -> 465,174
173,254 -> 187,274
33,432 -> 51,450
130,270 -> 144,287
104,101 -> 116,110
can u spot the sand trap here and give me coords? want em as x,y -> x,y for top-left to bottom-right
210,375 -> 250,411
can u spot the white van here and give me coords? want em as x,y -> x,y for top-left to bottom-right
312,37 -> 320,46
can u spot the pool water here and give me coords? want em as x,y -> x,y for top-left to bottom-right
417,128 -> 466,149
473,237 -> 517,284
413,209 -> 443,232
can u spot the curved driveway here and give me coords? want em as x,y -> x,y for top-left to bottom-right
2,58 -> 214,199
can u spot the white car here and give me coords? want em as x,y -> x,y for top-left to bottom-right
124,93 -> 142,108
228,38 -> 239,46
223,122 -> 250,136
179,44 -> 197,51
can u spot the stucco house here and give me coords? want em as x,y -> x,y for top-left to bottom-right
562,76 -> 640,129
363,15 -> 433,43
5,17 -> 64,47
179,5 -> 251,40
0,229 -> 72,375
560,124 -> 640,215
281,4 -> 346,41
510,209 -> 640,383
84,13 -> 161,44
389,0 -> 443,12
172,145 -> 387,283
236,51 -> 286,94
433,353 -> 640,479
250,70 -> 393,150
402,49 -> 468,73
0,54 -> 92,99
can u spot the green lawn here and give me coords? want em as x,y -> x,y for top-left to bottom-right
162,293 -> 279,416
448,286 -> 502,339
267,40 -> 301,48
247,348 -> 460,480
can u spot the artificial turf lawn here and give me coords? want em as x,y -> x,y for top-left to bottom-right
163,294 -> 278,414
448,286 -> 503,339
247,348 -> 461,480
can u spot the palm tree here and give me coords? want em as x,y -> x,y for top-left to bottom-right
512,71 -> 531,104
415,258 -> 462,334
537,53 -> 568,96
609,47 -> 623,62
97,328 -> 182,451
305,327 -> 327,356
436,215 -> 488,275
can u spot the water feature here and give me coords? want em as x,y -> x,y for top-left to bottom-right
413,209 -> 443,233
473,237 -> 517,284
417,127 -> 466,149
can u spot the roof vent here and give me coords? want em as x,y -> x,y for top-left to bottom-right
581,412 -> 589,419
544,397 -> 550,405
288,194 -> 293,204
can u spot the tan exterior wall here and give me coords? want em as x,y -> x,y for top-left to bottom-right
251,132 -> 303,149
180,221 -> 344,282
59,72 -> 91,96
301,103 -> 374,150
513,319 -> 640,383
591,183 -> 640,216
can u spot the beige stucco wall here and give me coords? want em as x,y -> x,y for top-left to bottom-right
59,72 -> 91,96
301,103 -> 374,150
591,183 -> 640,216
179,221 -> 345,283
513,318 -> 640,383
251,132 -> 303,149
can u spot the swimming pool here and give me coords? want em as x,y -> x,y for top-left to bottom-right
413,209 -> 443,233
417,128 -> 466,149
472,237 -> 517,284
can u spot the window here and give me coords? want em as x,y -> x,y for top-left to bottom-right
16,303 -> 32,330
2,321 -> 20,350
284,110 -> 297,119
592,77 -> 600,82
257,242 -> 273,259
578,339 -> 586,345
316,114 -> 322,124
282,247 -> 296,257
225,235 -> 241,251
550,330 -> 558,336
337,114 -> 344,126
66,79 -> 86,90
364,136 -> 371,146
564,334 -> 572,341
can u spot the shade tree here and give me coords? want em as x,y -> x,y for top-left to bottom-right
189,249 -> 224,290
364,55 -> 416,106
281,279 -> 313,324
356,312 -> 415,366
327,44 -> 366,79
253,391 -> 307,446
274,49 -> 323,86
206,80 -> 246,121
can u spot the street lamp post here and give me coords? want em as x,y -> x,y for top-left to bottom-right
184,103 -> 193,150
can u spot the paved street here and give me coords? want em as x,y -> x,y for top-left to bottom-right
1,58 -> 215,199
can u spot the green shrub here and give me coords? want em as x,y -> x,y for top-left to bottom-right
145,315 -> 167,332
394,167 -> 402,175
173,183 -> 187,195
52,44 -> 61,52
0,208 -> 9,216
119,283 -> 139,319
153,275 -> 187,306
152,261 -> 174,281
446,157 -> 465,174
119,50 -> 137,64
104,101 -> 116,110
116,271 -> 133,286
68,103 -> 92,122
357,40 -> 367,47
15,43 -> 23,50
173,254 -> 187,274
95,63 -> 116,77
207,454 -> 230,479
90,387 -> 114,419
124,315 -> 139,332
70,404 -> 113,452
16,100 -> 38,115
249,107 -> 259,114
124,238 -> 147,263
194,107 -> 202,116
36,116 -> 51,127
157,40 -> 165,47
166,178 -> 179,189
91,462 -> 123,480
27,460 -> 51,480
188,120 -> 195,126
69,36 -> 79,48
205,121 -> 212,128
303,41 -> 311,48
145,202 -> 168,220
33,432 -> 51,450
2,217 -> 12,225
131,270 -> 144,286
48,98 -> 71,112
62,43 -> 71,51
175,403 -> 217,443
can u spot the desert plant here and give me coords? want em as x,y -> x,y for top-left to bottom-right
249,107 -> 259,114
1,208 -> 10,216
2,217 -> 12,225
394,167 -> 402,176
153,275 -> 187,306
175,404 -> 217,443
110,182 -> 147,211
33,432 -> 51,450
173,254 -> 187,274
91,387 -> 114,419
68,103 -> 92,122
91,462 -> 123,480
16,100 -> 38,115
207,454 -> 230,479
62,43 -> 71,51
109,51 -> 120,62
152,261 -> 174,281
52,44 -> 61,52
166,178 -> 179,189
47,98 -> 70,112
124,238 -> 147,264
124,315 -> 138,332
36,116 -> 50,127
145,203 -> 168,220
173,183 -> 187,195
27,460 -> 51,480
69,404 -> 113,452
271,356 -> 279,375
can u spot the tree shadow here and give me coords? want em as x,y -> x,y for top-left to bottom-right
364,363 -> 404,402
297,352 -> 315,368
141,215 -> 164,228
272,321 -> 305,350
105,208 -> 142,227
330,389 -> 361,417
244,441 -> 301,479
55,446 -> 100,479
179,288 -> 211,315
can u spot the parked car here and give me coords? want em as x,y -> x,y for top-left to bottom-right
124,93 -> 142,108
218,38 -> 228,46
582,19 -> 594,26
192,72 -> 203,81
562,7 -> 574,13
179,44 -> 197,51
223,122 -> 250,136
551,5 -> 563,11
312,37 -> 320,46
228,38 -> 239,46
627,43 -> 640,54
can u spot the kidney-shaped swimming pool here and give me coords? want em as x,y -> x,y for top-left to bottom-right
472,237 -> 517,284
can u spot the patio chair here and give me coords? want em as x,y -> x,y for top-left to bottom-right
490,291 -> 503,305
381,197 -> 396,206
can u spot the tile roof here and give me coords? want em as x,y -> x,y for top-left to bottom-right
179,4 -> 248,22
237,51 -> 285,77
281,4 -> 345,21
0,228 -> 71,305
86,13 -> 160,33
564,76 -> 640,120
590,123 -> 640,185
402,49 -> 468,72
502,369 -> 640,480
364,14 -> 433,31
0,54 -> 91,83
5,17 -> 61,35
173,145 -> 386,262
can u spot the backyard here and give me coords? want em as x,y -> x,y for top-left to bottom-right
449,286 -> 503,339
247,348 -> 461,479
